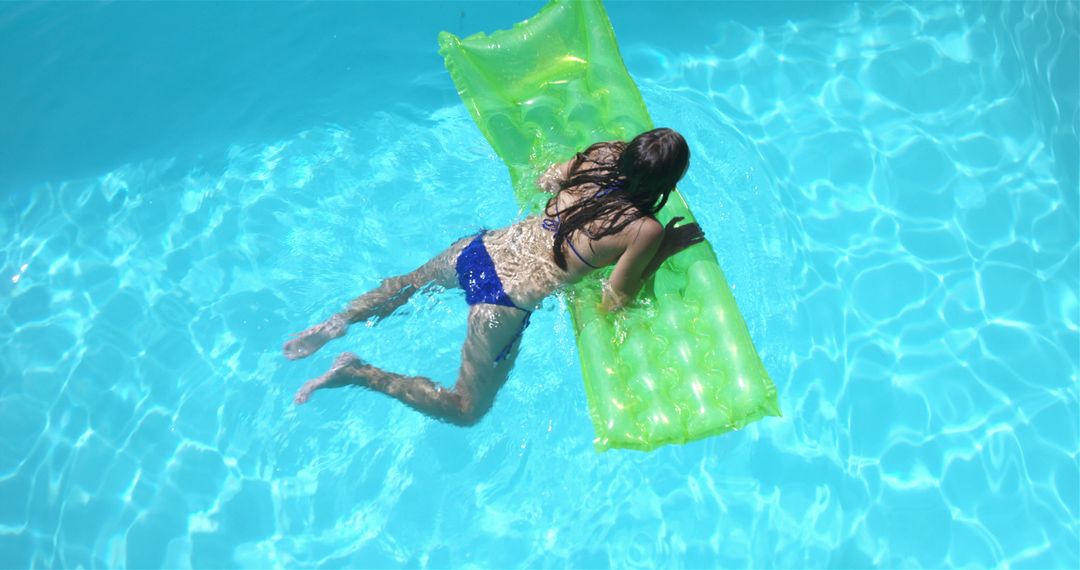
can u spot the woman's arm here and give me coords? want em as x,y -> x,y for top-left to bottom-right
536,158 -> 575,193
601,219 -> 664,312
602,217 -> 705,312
537,142 -> 621,193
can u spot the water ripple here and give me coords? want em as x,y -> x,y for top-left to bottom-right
0,1 -> 1076,568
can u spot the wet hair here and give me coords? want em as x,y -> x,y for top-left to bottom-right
544,127 -> 690,270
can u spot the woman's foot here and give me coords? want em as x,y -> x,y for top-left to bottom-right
294,352 -> 367,405
283,314 -> 348,360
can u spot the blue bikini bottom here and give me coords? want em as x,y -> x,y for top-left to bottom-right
455,231 -> 532,362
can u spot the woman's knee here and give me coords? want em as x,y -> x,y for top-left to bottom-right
380,275 -> 420,296
449,398 -> 491,427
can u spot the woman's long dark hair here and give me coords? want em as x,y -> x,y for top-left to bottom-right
544,127 -> 690,270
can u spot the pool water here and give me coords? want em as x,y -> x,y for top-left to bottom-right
1,1 -> 1077,568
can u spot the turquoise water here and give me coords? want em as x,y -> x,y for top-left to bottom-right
1,1 -> 1077,568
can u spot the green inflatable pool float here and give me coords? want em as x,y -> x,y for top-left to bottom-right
439,0 -> 780,451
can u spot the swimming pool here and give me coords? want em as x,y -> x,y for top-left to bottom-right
1,0 -> 1076,567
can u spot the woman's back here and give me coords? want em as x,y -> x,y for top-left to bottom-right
484,142 -> 662,309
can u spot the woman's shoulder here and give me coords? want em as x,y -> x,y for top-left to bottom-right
628,215 -> 663,239
606,214 -> 662,263
605,214 -> 662,247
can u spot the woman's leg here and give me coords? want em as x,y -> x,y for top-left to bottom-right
283,237 -> 470,360
293,304 -> 529,426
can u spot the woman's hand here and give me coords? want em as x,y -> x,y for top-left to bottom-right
658,216 -> 705,258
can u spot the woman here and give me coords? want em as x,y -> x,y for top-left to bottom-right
283,127 -> 703,426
